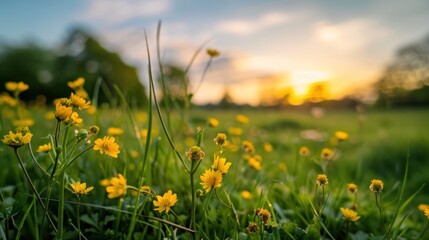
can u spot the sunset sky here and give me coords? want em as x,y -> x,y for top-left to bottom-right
1,0 -> 429,105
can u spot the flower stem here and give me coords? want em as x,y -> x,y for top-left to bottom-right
14,148 -> 57,232
189,160 -> 196,230
57,173 -> 65,239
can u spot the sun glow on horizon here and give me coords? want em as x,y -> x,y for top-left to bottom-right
288,71 -> 330,105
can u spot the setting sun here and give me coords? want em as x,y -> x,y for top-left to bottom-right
288,71 -> 330,105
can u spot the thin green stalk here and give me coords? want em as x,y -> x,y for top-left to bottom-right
189,160 -> 196,230
57,173 -> 65,239
114,199 -> 124,238
27,144 -> 50,176
77,198 -> 82,240
15,194 -> 34,240
14,148 -> 57,232
54,121 -> 61,149
126,178 -> 145,240
61,125 -> 70,160
144,31 -> 189,173
214,189 -> 231,209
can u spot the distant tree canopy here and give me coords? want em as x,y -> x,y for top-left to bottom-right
376,34 -> 429,107
0,27 -> 148,107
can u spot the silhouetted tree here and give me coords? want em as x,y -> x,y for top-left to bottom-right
376,34 -> 429,107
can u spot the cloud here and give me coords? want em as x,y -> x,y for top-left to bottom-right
313,19 -> 390,53
215,12 -> 292,35
82,0 -> 171,24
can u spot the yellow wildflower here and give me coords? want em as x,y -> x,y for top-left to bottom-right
263,143 -> 273,153
93,136 -> 120,158
214,133 -> 227,146
340,207 -> 360,222
0,93 -> 17,106
70,181 -> 94,196
208,117 -> 219,127
241,190 -> 252,199
369,179 -> 384,193
207,48 -> 220,57
140,186 -> 152,195
236,114 -> 249,124
258,209 -> 271,225
418,204 -> 429,212
64,112 -> 83,126
335,131 -> 349,141
200,169 -> 223,193
347,183 -> 358,193
55,102 -> 73,121
5,81 -> 29,93
107,127 -> 124,136
321,148 -> 333,160
299,146 -> 310,157
316,174 -> 328,186
68,77 -> 85,90
186,146 -> 205,162
12,119 -> 34,127
242,140 -> 255,154
212,156 -> 232,174
37,143 -> 52,153
100,178 -> 110,187
70,92 -> 91,109
153,190 -> 177,213
228,127 -> 243,136
2,126 -> 33,148
425,209 -> 429,219
248,157 -> 262,170
105,174 -> 127,199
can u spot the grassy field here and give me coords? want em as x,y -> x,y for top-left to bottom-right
1,81 -> 429,239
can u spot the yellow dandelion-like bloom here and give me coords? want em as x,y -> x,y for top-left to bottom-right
37,143 -> 52,153
240,190 -> 252,199
93,136 -> 120,158
2,126 -> 33,148
228,127 -> 243,136
100,178 -> 110,187
369,179 -> 384,193
214,133 -> 227,146
55,102 -> 73,121
140,186 -> 152,195
64,112 -> 83,126
5,81 -> 29,93
316,174 -> 328,186
335,131 -> 349,141
0,93 -> 18,106
107,127 -> 124,136
242,140 -> 255,154
347,183 -> 358,193
70,181 -> 94,196
263,143 -> 273,153
186,146 -> 205,162
153,190 -> 177,213
236,114 -> 250,124
12,118 -> 35,127
70,92 -> 91,109
321,148 -> 333,160
299,146 -> 310,156
208,117 -> 219,127
68,77 -> 85,90
258,209 -> 271,225
418,204 -> 429,212
212,156 -> 232,174
206,48 -> 220,57
248,157 -> 262,170
106,174 -> 127,199
340,207 -> 361,222
200,169 -> 223,193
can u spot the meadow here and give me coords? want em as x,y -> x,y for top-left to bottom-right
1,77 -> 429,240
